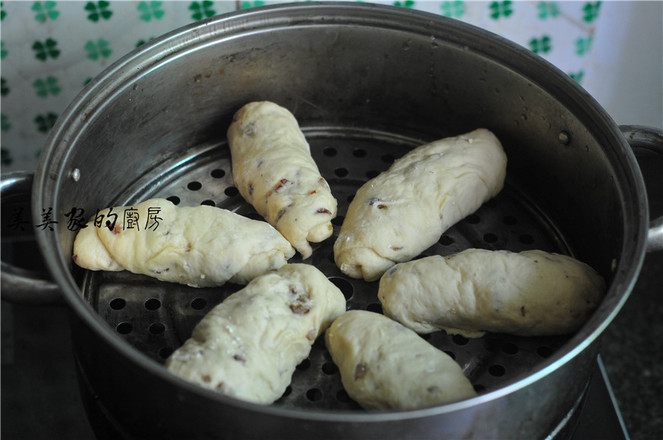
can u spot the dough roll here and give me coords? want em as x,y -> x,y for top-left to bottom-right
227,101 -> 338,259
334,128 -> 507,281
325,310 -> 476,411
378,249 -> 606,338
72,198 -> 295,287
166,264 -> 346,404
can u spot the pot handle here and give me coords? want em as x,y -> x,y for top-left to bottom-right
620,125 -> 663,253
1,171 -> 63,305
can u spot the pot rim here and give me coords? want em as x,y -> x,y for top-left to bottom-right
33,1 -> 649,421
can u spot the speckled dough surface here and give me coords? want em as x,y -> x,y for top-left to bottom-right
334,128 -> 507,281
72,198 -> 295,287
325,310 -> 476,410
227,101 -> 337,259
166,264 -> 346,404
378,249 -> 606,338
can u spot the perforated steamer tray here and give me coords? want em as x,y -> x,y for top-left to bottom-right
81,126 -> 571,411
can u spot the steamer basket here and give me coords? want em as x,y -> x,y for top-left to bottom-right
83,131 -> 572,410
18,2 -> 660,439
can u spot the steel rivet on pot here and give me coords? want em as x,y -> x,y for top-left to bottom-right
70,168 -> 81,182
558,131 -> 571,145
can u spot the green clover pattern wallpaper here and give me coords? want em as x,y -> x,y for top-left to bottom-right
1,1 -> 661,172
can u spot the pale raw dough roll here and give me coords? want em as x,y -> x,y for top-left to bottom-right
227,101 -> 337,259
72,198 -> 295,287
325,310 -> 476,410
334,128 -> 507,281
166,264 -> 346,404
378,249 -> 606,338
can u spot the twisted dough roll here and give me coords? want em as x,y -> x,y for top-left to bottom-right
72,198 -> 295,287
325,310 -> 476,410
227,101 -> 337,259
334,128 -> 507,281
378,249 -> 606,338
166,264 -> 346,404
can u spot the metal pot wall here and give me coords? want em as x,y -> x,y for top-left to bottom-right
4,3 -> 662,439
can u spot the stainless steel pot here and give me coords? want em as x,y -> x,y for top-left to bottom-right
3,3 -> 662,439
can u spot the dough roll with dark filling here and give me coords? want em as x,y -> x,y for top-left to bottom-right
334,128 -> 507,281
72,198 -> 295,287
325,310 -> 476,410
166,264 -> 346,404
378,249 -> 606,338
227,101 -> 337,259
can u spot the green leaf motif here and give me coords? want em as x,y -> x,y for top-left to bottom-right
189,1 -> 215,20
137,1 -> 165,21
440,1 -> 465,19
1,77 -> 8,96
529,35 -> 552,54
34,112 -> 59,133
1,147 -> 13,166
537,1 -> 559,19
85,1 -> 112,22
85,39 -> 112,61
33,76 -> 61,98
32,1 -> 59,22
569,71 -> 584,84
239,1 -> 264,9
32,38 -> 61,61
582,1 -> 601,23
136,37 -> 155,48
489,1 -> 513,20
1,41 -> 7,59
394,0 -> 415,7
575,36 -> 592,56
1,2 -> 7,21
1,113 -> 10,131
